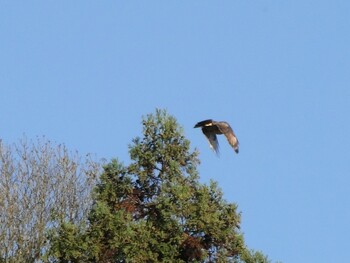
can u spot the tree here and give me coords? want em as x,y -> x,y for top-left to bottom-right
0,137 -> 101,262
48,109 -> 272,263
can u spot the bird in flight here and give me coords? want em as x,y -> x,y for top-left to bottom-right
194,119 -> 239,155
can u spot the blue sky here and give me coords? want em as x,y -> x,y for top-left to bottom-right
1,1 -> 349,262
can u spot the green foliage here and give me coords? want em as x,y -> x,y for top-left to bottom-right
47,222 -> 89,263
47,109 -> 273,263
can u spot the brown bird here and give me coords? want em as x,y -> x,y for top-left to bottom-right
194,119 -> 239,155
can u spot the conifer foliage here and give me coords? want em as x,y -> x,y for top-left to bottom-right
48,109 -> 270,262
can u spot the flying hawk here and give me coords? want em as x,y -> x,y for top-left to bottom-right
194,119 -> 239,154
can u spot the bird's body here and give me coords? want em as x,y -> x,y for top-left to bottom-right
194,119 -> 239,155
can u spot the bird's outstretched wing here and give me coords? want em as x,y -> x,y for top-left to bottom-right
216,122 -> 239,154
202,129 -> 220,155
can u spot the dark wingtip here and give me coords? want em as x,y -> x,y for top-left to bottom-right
234,148 -> 239,154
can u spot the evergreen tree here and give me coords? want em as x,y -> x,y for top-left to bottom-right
48,109 -> 271,263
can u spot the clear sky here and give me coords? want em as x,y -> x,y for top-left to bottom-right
1,1 -> 349,262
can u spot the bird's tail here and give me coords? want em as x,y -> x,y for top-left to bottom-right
194,119 -> 213,128
233,140 -> 239,154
